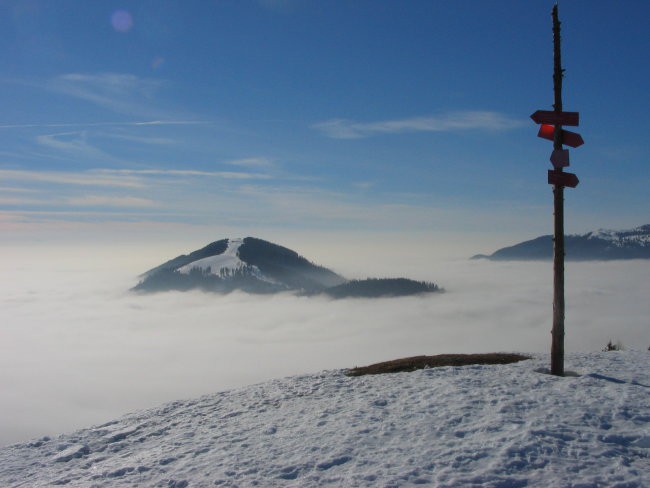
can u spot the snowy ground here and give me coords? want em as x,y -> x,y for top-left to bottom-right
1,351 -> 648,487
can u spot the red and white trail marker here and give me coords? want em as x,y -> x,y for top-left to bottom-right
537,124 -> 584,148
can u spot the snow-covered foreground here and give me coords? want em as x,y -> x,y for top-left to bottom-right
1,351 -> 648,487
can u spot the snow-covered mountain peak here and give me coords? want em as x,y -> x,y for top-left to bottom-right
476,224 -> 650,261
134,237 -> 440,297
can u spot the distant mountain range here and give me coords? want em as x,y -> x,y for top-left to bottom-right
473,224 -> 650,261
133,237 -> 441,298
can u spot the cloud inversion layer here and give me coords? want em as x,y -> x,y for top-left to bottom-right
1,245 -> 647,447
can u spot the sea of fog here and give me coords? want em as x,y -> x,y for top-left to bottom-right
1,243 -> 648,447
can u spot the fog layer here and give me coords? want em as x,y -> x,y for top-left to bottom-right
1,244 -> 648,446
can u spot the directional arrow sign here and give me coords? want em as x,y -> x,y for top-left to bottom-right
550,149 -> 570,168
548,169 -> 579,188
531,110 -> 579,126
537,124 -> 584,148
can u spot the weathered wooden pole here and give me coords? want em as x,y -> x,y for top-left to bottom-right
531,4 -> 582,375
551,4 -> 565,376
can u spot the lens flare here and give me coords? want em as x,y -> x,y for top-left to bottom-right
151,56 -> 165,70
111,10 -> 133,33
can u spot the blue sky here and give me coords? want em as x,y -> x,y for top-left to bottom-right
1,0 -> 649,248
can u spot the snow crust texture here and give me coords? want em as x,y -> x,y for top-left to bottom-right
1,352 -> 649,487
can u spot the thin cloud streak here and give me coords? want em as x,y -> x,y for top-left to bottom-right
0,168 -> 272,194
0,120 -> 209,130
0,169 -> 143,188
97,169 -> 273,180
48,73 -> 164,116
0,197 -> 47,206
100,133 -> 176,145
0,186 -> 38,193
35,132 -> 114,163
313,111 -> 525,139
133,120 -> 209,127
1,210 -> 190,221
224,157 -> 275,168
65,195 -> 158,208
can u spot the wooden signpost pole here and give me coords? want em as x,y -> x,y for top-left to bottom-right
531,4 -> 583,375
551,4 -> 565,376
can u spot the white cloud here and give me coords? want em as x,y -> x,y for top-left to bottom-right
0,120 -> 208,130
313,111 -> 525,139
99,132 -> 175,145
0,168 -> 272,197
352,181 -> 375,191
48,73 -> 166,117
132,120 -> 201,126
0,169 -> 143,188
97,168 -> 273,180
65,195 -> 157,208
224,157 -> 274,168
36,131 -> 116,163
0,186 -> 37,193
0,196 -> 46,205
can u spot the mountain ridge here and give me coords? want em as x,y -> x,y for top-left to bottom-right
473,224 -> 650,261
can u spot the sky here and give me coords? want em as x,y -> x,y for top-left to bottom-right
1,0 -> 649,251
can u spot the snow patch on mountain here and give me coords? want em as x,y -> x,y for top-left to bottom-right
176,238 -> 271,283
588,225 -> 650,248
177,238 -> 247,275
